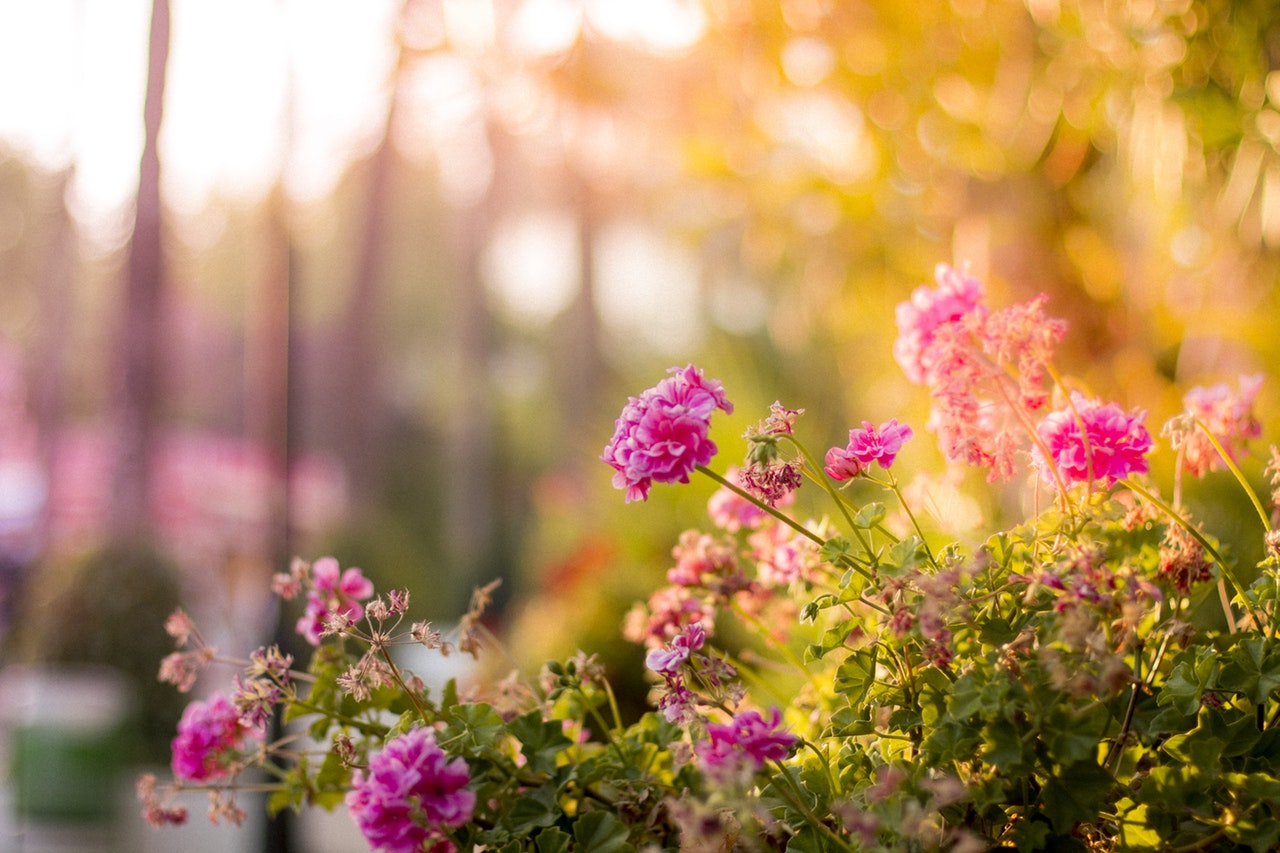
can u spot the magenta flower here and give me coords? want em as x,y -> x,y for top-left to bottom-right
893,263 -> 984,384
696,707 -> 796,772
346,728 -> 475,853
171,692 -> 260,782
824,419 -> 914,481
602,365 -> 733,502
1034,394 -> 1153,487
1173,374 -> 1263,477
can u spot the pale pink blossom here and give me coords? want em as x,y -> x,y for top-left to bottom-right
602,365 -> 733,502
1034,394 -> 1153,487
707,467 -> 784,531
1171,375 -> 1264,477
645,622 -> 706,675
894,263 -> 985,384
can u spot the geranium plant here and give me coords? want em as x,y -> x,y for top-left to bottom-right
140,264 -> 1280,852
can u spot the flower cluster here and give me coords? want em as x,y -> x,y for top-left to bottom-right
141,261 -> 1280,853
601,363 -> 733,502
170,691 -> 261,783
346,728 -> 476,853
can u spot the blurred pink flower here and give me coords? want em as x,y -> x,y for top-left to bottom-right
1172,375 -> 1263,477
708,467 -> 785,531
295,557 -> 374,646
602,365 -> 733,502
893,263 -> 984,384
696,707 -> 796,772
346,727 -> 474,853
824,419 -> 913,481
171,692 -> 259,782
1034,394 -> 1153,487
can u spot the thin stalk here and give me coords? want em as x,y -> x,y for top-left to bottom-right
780,434 -> 878,563
1194,417 -> 1272,532
1120,479 -> 1263,634
768,758 -> 858,853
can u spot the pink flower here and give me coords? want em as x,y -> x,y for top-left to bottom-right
1172,375 -> 1263,477
1034,394 -> 1153,487
708,468 -> 783,532
893,264 -> 984,384
171,692 -> 260,782
346,728 -> 475,853
295,557 -> 375,646
645,622 -> 706,675
696,707 -> 796,772
824,419 -> 913,481
602,365 -> 733,502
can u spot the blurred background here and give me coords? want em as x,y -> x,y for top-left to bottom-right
0,0 -> 1279,849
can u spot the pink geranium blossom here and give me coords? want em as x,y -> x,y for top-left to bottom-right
295,557 -> 375,646
824,419 -> 914,481
602,365 -> 733,502
346,727 -> 475,853
696,707 -> 796,772
893,263 -> 985,384
1034,394 -> 1153,487
171,692 -> 261,782
1170,375 -> 1264,477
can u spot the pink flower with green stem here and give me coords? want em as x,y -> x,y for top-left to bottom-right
1169,374 -> 1264,478
824,419 -> 914,481
602,364 -> 733,502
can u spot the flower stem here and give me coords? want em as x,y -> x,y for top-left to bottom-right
1193,417 -> 1272,532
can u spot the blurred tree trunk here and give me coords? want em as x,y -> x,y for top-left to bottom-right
335,32 -> 413,506
560,163 -> 604,470
110,0 -> 170,538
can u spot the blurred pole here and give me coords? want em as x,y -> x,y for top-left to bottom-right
110,0 -> 171,539
32,168 -> 75,551
262,4 -> 298,850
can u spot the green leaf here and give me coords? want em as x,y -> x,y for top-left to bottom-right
833,647 -> 877,704
978,617 -> 1017,646
445,702 -> 506,748
853,502 -> 886,529
506,786 -> 559,834
573,811 -> 635,853
819,537 -> 853,563
508,710 -> 574,775
1218,638 -> 1280,705
1115,801 -> 1162,850
785,825 -> 824,853
535,828 -> 572,853
1041,760 -> 1115,833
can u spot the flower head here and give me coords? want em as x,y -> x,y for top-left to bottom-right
171,692 -> 260,782
824,419 -> 913,481
346,727 -> 475,853
602,365 -> 733,502
696,707 -> 796,773
893,263 -> 985,384
1168,375 -> 1263,477
1034,394 -> 1153,487
295,557 -> 375,646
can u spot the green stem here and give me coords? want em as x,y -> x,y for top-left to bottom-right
781,434 -> 878,564
1194,417 -> 1272,532
696,465 -> 823,547
768,757 -> 858,853
1120,479 -> 1264,634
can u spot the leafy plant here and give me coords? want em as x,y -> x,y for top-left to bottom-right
141,264 -> 1280,852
